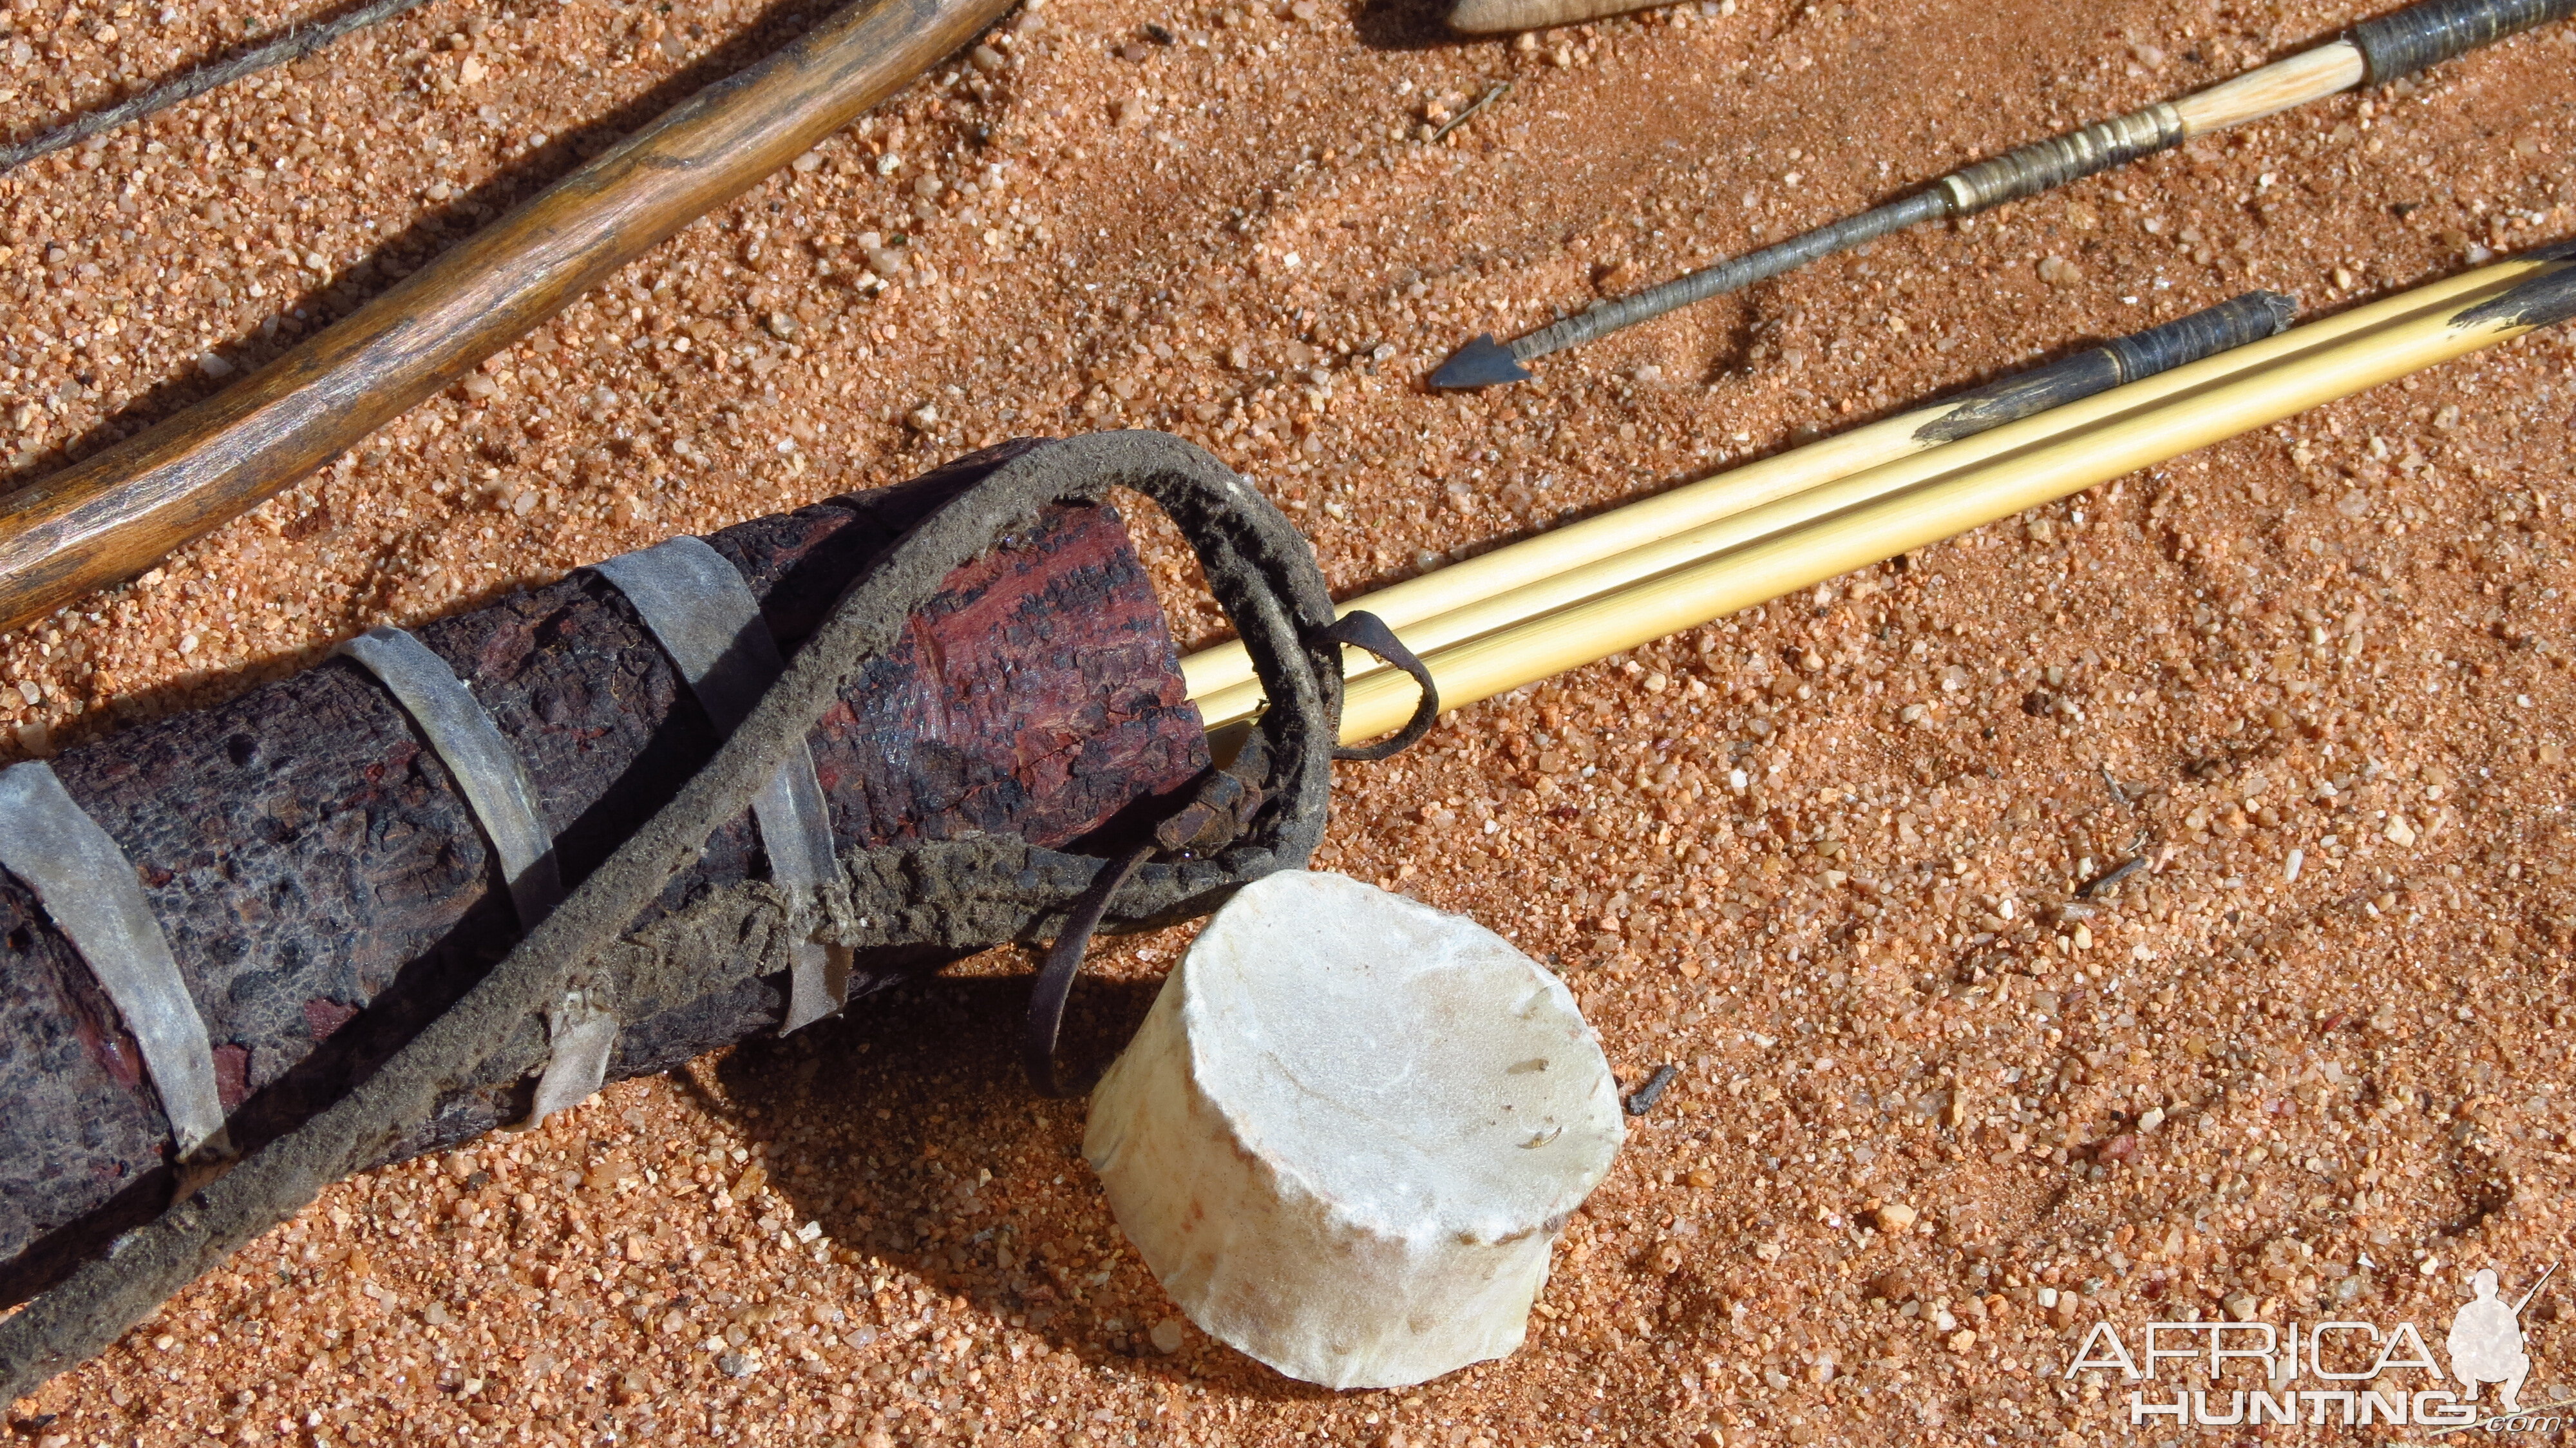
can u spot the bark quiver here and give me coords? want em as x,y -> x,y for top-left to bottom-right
0,447 -> 1210,1304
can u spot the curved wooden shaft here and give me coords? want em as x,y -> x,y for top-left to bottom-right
0,0 -> 1012,634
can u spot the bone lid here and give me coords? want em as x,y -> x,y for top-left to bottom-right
1084,870 -> 1623,1389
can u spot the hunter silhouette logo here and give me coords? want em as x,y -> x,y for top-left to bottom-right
2448,1265 -> 2552,1416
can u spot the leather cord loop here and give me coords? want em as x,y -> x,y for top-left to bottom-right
1018,606 -> 1438,1092
1018,735 -> 1272,1096
1325,610 -> 1440,762
1021,842 -> 1154,1098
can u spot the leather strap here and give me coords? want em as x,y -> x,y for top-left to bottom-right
592,535 -> 849,1033
0,762 -> 231,1161
1021,843 -> 1155,1098
1326,610 -> 1439,762
335,626 -> 564,926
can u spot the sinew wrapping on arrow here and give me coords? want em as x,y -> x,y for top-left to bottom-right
0,457 -> 1209,1303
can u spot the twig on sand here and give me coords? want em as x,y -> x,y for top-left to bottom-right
1624,1063 -> 1681,1117
0,0 -> 435,174
1427,82 -> 1510,144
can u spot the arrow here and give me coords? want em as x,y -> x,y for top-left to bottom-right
1428,0 -> 2575,390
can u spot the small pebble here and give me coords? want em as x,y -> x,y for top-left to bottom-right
1624,1063 -> 1681,1115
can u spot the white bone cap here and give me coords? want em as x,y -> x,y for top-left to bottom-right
1084,870 -> 1623,1389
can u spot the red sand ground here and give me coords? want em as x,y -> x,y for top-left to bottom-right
3,0 -> 2574,1442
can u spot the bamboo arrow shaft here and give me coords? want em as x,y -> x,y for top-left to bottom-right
0,0 -> 1015,635
1326,254 -> 2572,745
1182,404 -> 1946,703
1187,268 -> 2506,729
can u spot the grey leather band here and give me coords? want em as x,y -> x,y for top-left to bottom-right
592,535 -> 849,1032
337,624 -> 592,1123
528,993 -> 620,1125
0,761 -> 229,1159
334,626 -> 564,927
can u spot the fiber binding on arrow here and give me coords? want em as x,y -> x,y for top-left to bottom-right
1430,0 -> 2575,388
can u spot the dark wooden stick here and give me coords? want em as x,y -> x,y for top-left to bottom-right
0,461 -> 1208,1305
0,0 -> 1016,634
